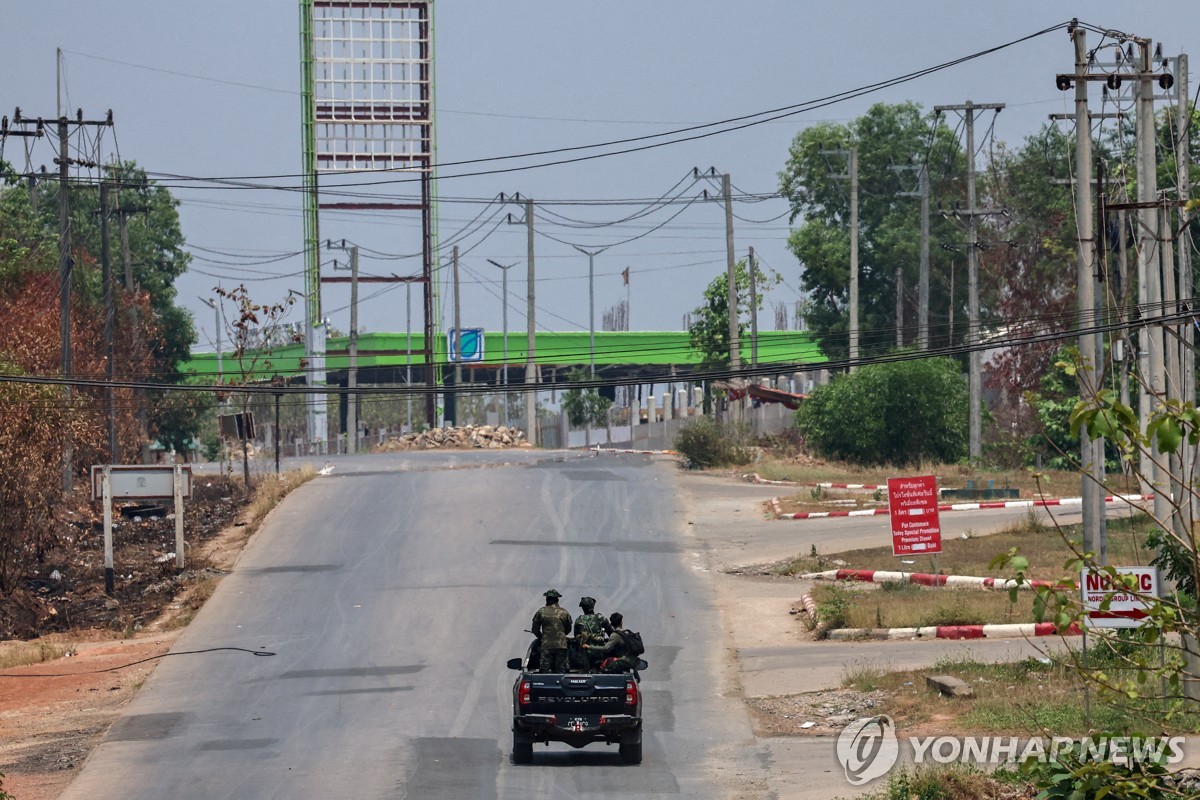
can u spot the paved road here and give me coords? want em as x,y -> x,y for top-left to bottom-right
61,452 -> 768,799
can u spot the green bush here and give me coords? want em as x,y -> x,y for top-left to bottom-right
795,356 -> 968,466
673,418 -> 752,468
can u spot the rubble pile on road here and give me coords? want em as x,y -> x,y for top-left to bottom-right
376,424 -> 527,451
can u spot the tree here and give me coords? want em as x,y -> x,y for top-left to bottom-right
65,163 -> 199,452
993,352 -> 1200,796
980,125 -> 1089,412
0,358 -> 94,595
561,367 -> 612,444
795,356 -> 968,465
0,161 -> 201,455
687,259 -> 778,368
779,102 -> 965,360
214,285 -> 298,486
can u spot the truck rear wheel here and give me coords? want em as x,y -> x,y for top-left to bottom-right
619,734 -> 642,765
512,735 -> 533,764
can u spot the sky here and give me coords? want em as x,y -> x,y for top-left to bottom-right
5,2 -> 1200,357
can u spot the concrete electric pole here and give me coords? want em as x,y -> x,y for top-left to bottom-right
819,149 -> 859,369
525,198 -> 538,446
935,101 -> 1005,461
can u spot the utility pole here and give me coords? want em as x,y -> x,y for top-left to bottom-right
723,174 -> 740,376
100,182 -> 116,462
1138,42 -> 1167,522
849,151 -> 859,368
820,149 -> 859,368
748,246 -> 759,366
1069,26 -> 1102,562
1175,54 -> 1194,488
199,297 -> 223,383
571,245 -> 607,378
112,195 -> 149,463
892,160 -> 930,349
406,283 -> 413,430
487,259 -> 516,427
9,108 -> 116,491
918,162 -> 930,349
348,244 -> 359,452
451,244 -> 462,426
325,240 -> 361,450
935,100 -> 1005,461
57,116 -> 73,489
525,198 -> 538,446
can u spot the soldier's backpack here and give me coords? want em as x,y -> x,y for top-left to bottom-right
617,629 -> 645,656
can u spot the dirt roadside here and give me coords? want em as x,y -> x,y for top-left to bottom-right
0,473 -> 273,800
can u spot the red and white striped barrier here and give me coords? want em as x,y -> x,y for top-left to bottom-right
826,621 -> 1082,641
798,592 -> 828,633
773,493 -> 1152,520
801,569 -> 1069,591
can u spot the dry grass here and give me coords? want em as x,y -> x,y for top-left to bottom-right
854,655 -> 1200,738
0,641 -> 68,669
755,456 -> 1140,499
246,466 -> 316,529
841,764 -> 1022,800
776,512 -> 1156,583
160,576 -> 220,632
814,583 -> 1039,629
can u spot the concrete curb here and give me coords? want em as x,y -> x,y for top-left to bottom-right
772,493 -> 1152,520
800,568 -> 1069,591
592,447 -> 678,456
747,472 -> 885,490
825,621 -> 1083,641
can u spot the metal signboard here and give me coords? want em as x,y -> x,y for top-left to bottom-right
1081,566 -> 1158,628
90,465 -> 193,501
448,328 -> 485,362
888,475 -> 943,557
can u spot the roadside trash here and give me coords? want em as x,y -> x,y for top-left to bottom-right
799,721 -> 815,729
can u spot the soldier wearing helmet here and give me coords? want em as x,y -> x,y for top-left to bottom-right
573,596 -> 614,671
531,589 -> 573,673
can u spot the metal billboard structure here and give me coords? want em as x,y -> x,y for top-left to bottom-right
300,0 -> 438,440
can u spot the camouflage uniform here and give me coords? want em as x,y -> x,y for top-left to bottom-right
590,629 -> 638,673
573,600 -> 614,671
532,591 -> 573,673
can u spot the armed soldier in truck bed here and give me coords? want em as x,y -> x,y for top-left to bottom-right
582,612 -> 641,673
531,589 -> 573,673
573,596 -> 613,672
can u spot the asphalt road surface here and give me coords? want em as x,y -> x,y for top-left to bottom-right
60,451 -> 768,799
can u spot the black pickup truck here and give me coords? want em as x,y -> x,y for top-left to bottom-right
506,643 -> 644,764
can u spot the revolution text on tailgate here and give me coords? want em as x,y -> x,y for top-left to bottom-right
506,646 -> 643,764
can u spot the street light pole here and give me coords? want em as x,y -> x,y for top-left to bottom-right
487,259 -> 517,426
199,297 -> 223,385
572,245 -> 608,449
571,245 -> 608,378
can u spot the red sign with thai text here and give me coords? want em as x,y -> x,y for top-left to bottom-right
888,475 -> 943,557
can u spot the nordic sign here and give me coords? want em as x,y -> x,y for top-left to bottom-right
1081,566 -> 1158,629
448,328 -> 485,362
888,475 -> 942,557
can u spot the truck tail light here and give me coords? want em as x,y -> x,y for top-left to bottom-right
625,679 -> 638,706
519,680 -> 532,706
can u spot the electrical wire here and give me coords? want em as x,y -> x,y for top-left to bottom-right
0,647 -> 276,678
